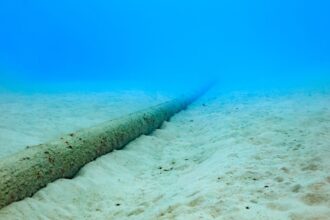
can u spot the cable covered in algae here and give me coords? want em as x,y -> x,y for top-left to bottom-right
0,83 -> 213,209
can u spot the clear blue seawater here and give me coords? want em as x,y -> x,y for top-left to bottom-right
0,0 -> 329,93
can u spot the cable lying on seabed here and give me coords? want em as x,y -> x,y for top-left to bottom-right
0,82 -> 214,209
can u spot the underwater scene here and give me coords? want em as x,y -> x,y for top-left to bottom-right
0,1 -> 330,219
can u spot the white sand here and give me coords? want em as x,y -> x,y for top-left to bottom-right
0,86 -> 329,219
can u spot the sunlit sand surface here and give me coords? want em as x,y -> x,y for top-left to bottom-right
0,86 -> 329,219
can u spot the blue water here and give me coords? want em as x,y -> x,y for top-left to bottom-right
0,0 -> 329,92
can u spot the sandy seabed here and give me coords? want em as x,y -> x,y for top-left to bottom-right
0,86 -> 329,219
